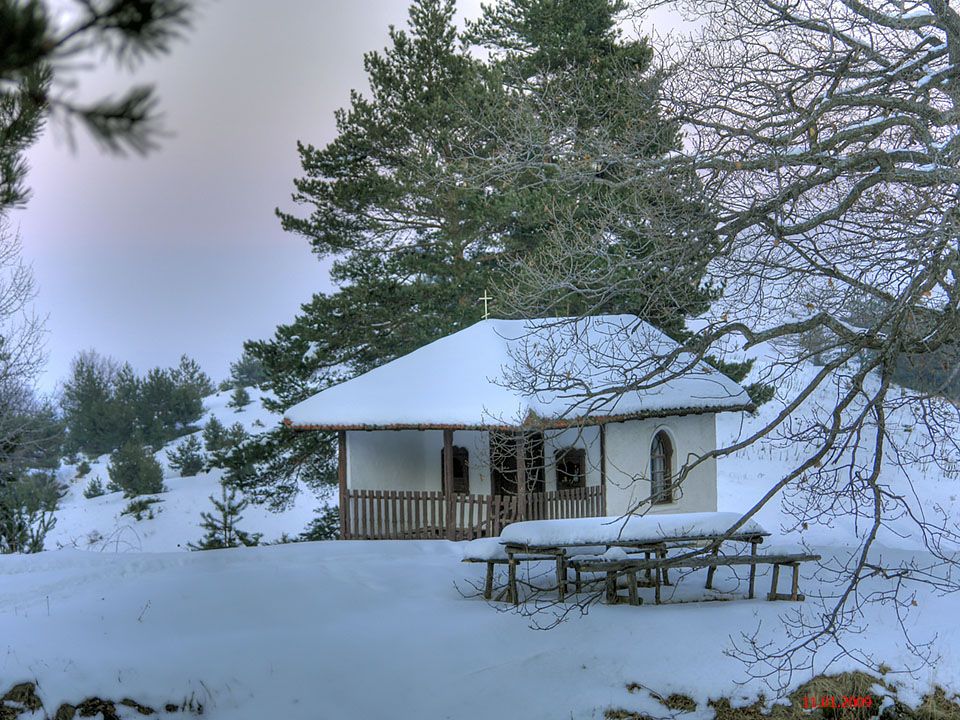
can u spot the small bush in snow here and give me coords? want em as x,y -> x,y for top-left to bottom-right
228,386 -> 251,411
83,476 -> 105,499
166,435 -> 205,477
76,459 -> 91,478
107,440 -> 165,498
121,497 -> 163,521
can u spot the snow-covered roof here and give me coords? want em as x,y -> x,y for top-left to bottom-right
284,315 -> 752,430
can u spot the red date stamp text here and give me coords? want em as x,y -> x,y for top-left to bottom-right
801,695 -> 874,710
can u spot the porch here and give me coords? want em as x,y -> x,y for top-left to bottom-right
336,426 -> 610,541
341,485 -> 606,540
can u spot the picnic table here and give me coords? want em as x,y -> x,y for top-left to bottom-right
463,512 -> 818,605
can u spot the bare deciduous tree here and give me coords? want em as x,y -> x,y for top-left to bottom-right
458,0 -> 960,690
0,217 -> 63,553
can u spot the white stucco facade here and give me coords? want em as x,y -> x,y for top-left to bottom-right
344,413 -> 718,515
603,414 -> 718,515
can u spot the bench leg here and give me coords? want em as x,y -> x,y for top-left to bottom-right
644,551 -> 652,582
575,567 -> 582,594
556,556 -> 566,602
767,562 -> 806,601
658,548 -> 672,586
768,563 -> 781,601
748,541 -> 758,599
508,557 -> 519,605
484,562 -> 495,600
605,571 -> 618,604
628,570 -> 638,606
655,566 -> 662,605
705,547 -> 720,589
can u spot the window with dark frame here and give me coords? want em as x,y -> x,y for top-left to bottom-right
555,447 -> 586,489
650,431 -> 673,504
441,445 -> 470,495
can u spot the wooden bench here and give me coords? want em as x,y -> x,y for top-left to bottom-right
568,552 -> 821,605
462,539 -> 580,601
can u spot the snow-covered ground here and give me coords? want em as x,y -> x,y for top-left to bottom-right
1,376 -> 958,718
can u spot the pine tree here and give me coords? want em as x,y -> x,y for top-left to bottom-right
166,435 -> 205,477
245,0 -> 713,507
61,350 -> 124,455
228,386 -> 251,411
188,482 -> 261,550
229,350 -> 267,388
107,439 -> 165,498
0,0 -> 194,214
173,355 -> 215,398
62,352 -> 211,455
170,355 -> 214,427
202,416 -> 228,453
225,422 -> 248,447
299,506 -> 340,541
465,0 -> 718,331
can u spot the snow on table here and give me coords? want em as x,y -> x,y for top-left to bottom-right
461,537 -> 607,561
461,538 -> 509,561
498,512 -> 768,548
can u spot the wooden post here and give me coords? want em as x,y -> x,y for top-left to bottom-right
516,431 -> 527,521
443,429 -> 454,540
338,430 -> 349,540
749,539 -> 759,599
599,424 -> 607,515
484,562 -> 495,600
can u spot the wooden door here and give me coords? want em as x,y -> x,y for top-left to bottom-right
490,431 -> 545,496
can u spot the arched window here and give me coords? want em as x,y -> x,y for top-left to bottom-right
650,431 -> 673,504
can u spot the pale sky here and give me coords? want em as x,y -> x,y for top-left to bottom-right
12,0 -> 485,392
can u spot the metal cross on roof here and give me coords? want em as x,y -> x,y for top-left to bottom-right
478,291 -> 493,319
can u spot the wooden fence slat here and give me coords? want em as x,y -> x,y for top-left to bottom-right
342,486 -> 604,540
394,490 -> 402,539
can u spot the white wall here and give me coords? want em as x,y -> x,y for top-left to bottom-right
346,429 -> 491,493
604,414 -> 718,516
345,414 -> 718,515
347,427 -> 607,494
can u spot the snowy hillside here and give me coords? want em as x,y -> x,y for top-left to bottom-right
0,367 -> 958,719
45,388 -> 321,553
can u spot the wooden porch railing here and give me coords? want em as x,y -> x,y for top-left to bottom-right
342,485 -> 606,541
